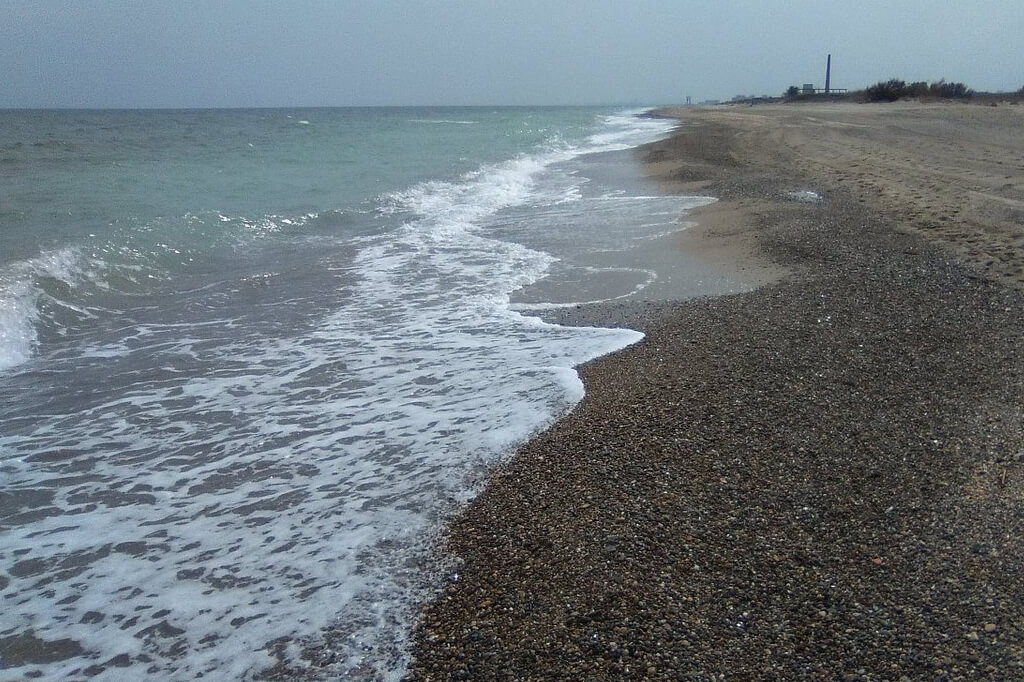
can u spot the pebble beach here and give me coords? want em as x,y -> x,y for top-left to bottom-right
407,103 -> 1024,680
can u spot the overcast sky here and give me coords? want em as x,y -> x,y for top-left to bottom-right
2,1 -> 1022,108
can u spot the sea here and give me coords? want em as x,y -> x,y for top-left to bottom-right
0,107 -> 725,680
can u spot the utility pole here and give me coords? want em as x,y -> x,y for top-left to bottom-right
825,54 -> 832,94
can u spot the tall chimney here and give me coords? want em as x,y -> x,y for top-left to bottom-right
825,54 -> 832,94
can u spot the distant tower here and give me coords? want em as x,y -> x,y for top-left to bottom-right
825,54 -> 832,94
686,96 -> 692,105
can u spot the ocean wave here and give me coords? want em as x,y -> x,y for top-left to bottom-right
584,110 -> 680,152
379,147 -> 573,224
0,248 -> 94,371
0,204 -> 365,371
380,110 -> 678,223
0,278 -> 38,370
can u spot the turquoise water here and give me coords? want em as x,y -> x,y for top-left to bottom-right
1,107 -> 599,303
0,107 -> 709,680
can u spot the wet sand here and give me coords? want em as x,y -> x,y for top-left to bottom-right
407,101 -> 1024,681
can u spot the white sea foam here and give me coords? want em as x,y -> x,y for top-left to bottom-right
585,110 -> 680,152
385,153 -> 561,225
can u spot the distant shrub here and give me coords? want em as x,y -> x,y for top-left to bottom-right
906,81 -> 930,98
785,85 -> 800,98
930,79 -> 972,98
865,79 -> 907,102
864,78 -> 973,102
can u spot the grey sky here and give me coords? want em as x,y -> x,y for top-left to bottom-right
2,1 -> 1022,108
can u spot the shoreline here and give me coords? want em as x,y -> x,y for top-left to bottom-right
408,102 -> 1024,680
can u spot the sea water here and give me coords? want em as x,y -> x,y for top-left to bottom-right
0,107 -> 715,680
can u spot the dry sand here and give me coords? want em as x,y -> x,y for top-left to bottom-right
653,102 -> 1024,289
406,102 -> 1023,681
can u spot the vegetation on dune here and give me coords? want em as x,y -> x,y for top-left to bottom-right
863,78 -> 973,102
864,79 -> 907,102
755,79 -> 1021,107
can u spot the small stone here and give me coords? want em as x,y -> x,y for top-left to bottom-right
966,631 -> 980,641
984,623 -> 997,633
